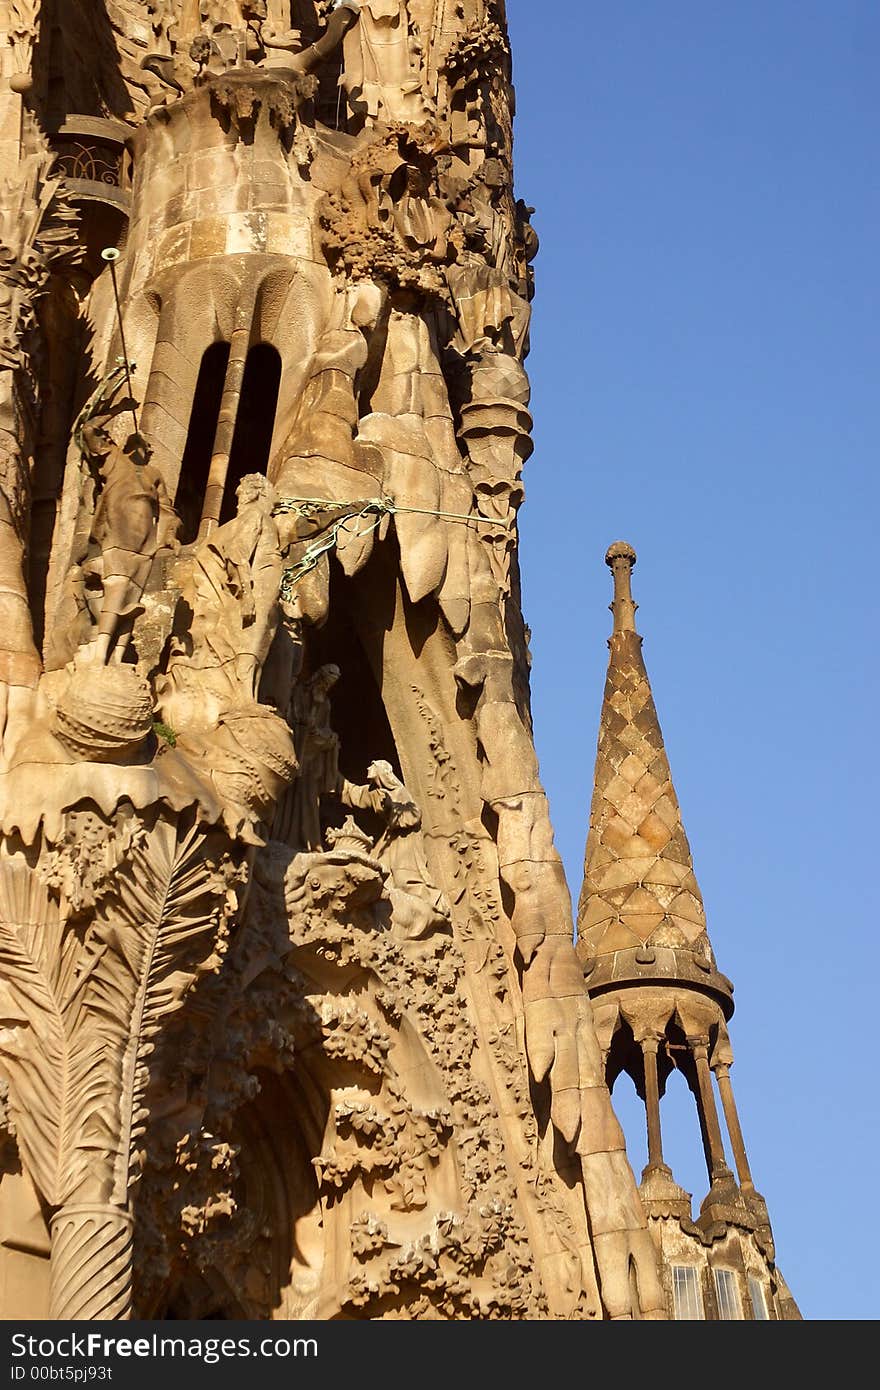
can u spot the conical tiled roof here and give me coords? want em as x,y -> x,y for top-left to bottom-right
576,544 -> 731,1010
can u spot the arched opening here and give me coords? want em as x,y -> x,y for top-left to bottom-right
309,559 -> 402,788
294,552 -> 403,848
659,1028 -> 706,1204
175,341 -> 230,544
605,1017 -> 648,1177
629,1255 -> 642,1320
220,343 -> 282,524
147,1062 -> 330,1321
609,1073 -> 648,1178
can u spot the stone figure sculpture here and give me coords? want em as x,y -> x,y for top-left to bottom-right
341,757 -> 451,938
164,474 -> 284,704
79,421 -> 178,665
274,660 -> 341,849
342,0 -> 428,124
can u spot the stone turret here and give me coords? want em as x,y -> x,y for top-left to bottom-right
577,540 -> 733,1011
576,543 -> 801,1320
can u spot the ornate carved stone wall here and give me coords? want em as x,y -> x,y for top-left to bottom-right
0,1 -> 668,1319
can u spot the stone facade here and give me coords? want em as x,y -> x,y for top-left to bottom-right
0,1 -> 795,1320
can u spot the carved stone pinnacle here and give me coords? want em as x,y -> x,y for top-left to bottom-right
605,540 -> 638,634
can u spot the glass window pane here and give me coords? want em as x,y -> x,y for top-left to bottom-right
672,1265 -> 704,1320
748,1275 -> 770,1320
714,1268 -> 742,1320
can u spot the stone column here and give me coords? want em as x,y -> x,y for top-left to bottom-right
199,301 -> 254,538
49,1205 -> 133,1320
714,1061 -> 754,1191
641,1035 -> 665,1171
691,1040 -> 728,1182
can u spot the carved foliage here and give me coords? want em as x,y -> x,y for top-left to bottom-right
319,126 -> 461,297
281,849 -> 542,1318
0,131 -> 80,380
0,816 -> 241,1213
129,832 -> 546,1319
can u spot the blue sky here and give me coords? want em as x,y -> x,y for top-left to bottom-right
506,1 -> 878,1321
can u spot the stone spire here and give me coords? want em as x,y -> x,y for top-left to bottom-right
574,547 -> 801,1319
576,543 -> 731,1010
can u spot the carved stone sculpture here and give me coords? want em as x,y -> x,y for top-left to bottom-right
339,758 -> 451,938
274,661 -> 341,849
79,420 -> 179,666
2,0 -> 803,1323
342,1 -> 429,125
0,116 -> 80,753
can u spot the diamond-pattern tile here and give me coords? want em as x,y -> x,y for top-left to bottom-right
617,790 -> 650,829
579,893 -> 615,930
601,814 -> 634,853
641,859 -> 688,887
619,885 -> 665,915
595,920 -> 643,954
652,794 -> 682,830
620,911 -> 665,941
618,833 -> 654,860
619,753 -> 647,786
663,829 -> 692,865
589,857 -> 656,892
603,774 -> 635,815
644,882 -> 679,910
667,891 -> 706,928
604,885 -> 635,909
633,769 -> 663,804
576,623 -> 713,968
646,919 -> 688,948
635,810 -> 672,851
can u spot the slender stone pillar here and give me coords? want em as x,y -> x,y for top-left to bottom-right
199,292 -> 255,538
714,1061 -> 754,1191
692,1040 -> 728,1181
607,541 -> 638,634
641,1036 -> 665,1170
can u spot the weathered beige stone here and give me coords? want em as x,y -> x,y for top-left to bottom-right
0,0 -> 798,1326
0,0 -> 670,1323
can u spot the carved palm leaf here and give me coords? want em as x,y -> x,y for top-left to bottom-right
0,853 -> 82,1207
78,817 -> 231,1206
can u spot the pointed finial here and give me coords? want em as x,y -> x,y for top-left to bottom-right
605,540 -> 638,634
